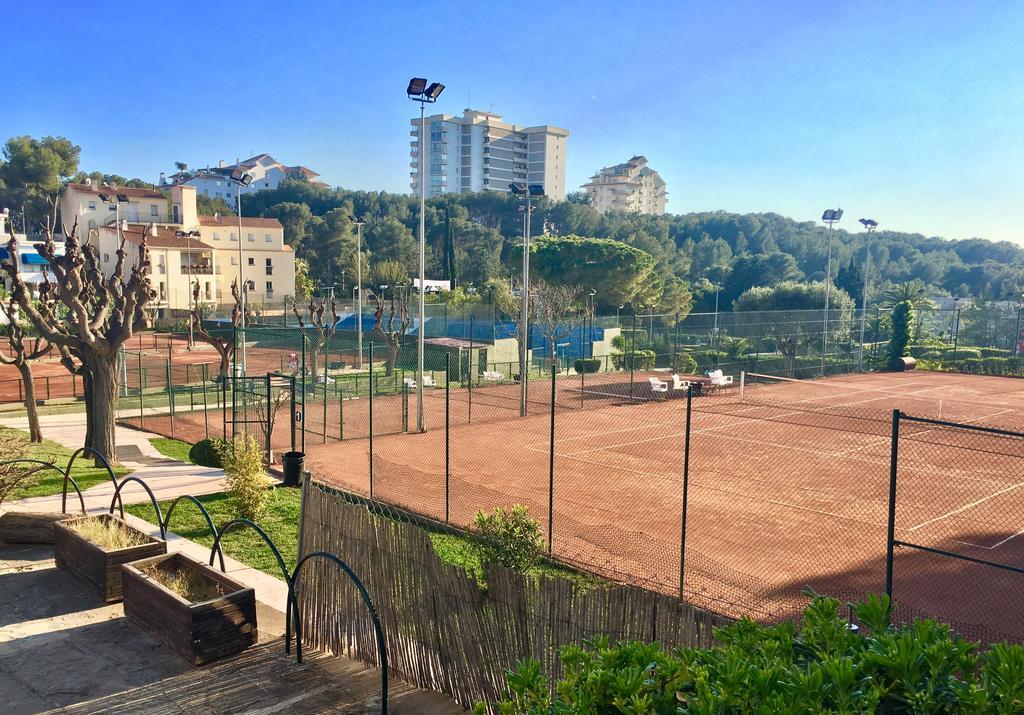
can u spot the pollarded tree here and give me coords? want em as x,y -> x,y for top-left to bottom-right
191,279 -> 242,379
0,295 -> 52,442
530,281 -> 585,370
292,296 -> 339,381
371,289 -> 411,376
1,220 -> 155,465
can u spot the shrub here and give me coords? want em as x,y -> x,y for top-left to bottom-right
952,347 -> 982,360
672,352 -> 698,374
479,594 -> 1024,713
188,438 -> 224,468
611,348 -> 656,371
889,300 -> 914,366
980,347 -> 1011,358
215,434 -> 273,521
471,505 -> 543,572
0,429 -> 31,507
572,358 -> 601,374
919,350 -> 944,360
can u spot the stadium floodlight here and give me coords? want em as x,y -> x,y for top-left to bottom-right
820,208 -> 843,376
406,77 -> 428,97
229,168 -> 254,187
528,184 -> 545,196
508,182 -> 527,195
348,214 -> 367,367
857,218 -> 879,370
424,82 -> 445,100
407,76 -> 446,432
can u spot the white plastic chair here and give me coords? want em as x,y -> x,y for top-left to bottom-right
422,375 -> 435,388
483,370 -> 503,382
648,376 -> 669,397
706,369 -> 733,393
403,377 -> 417,389
671,374 -> 691,394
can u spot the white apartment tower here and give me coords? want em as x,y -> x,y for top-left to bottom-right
581,156 -> 668,215
410,109 -> 569,199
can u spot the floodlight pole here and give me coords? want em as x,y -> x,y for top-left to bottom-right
1015,294 -> 1023,357
236,180 -> 247,375
858,220 -> 878,371
350,216 -> 365,369
520,199 -> 532,417
820,209 -> 842,376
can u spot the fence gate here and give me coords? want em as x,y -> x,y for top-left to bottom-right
886,409 -> 1024,644
229,374 -> 297,462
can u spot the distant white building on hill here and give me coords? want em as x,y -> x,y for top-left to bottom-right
161,154 -> 330,202
581,156 -> 667,215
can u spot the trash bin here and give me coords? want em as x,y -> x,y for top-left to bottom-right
282,451 -> 304,487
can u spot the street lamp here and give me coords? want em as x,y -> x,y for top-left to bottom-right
857,218 -> 878,370
227,169 -> 254,374
175,230 -> 202,348
820,208 -> 843,376
348,215 -> 366,368
407,76 -> 445,432
587,289 -> 597,358
510,182 -> 544,416
97,187 -> 129,247
1015,292 -> 1024,357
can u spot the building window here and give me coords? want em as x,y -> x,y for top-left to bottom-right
88,201 -> 96,211
172,205 -> 180,223
265,257 -> 273,275
266,281 -> 273,296
103,253 -> 109,263
88,219 -> 97,231
204,282 -> 212,300
247,280 -> 255,291
213,232 -> 220,241
230,256 -> 238,266
264,233 -> 271,242
247,233 -> 254,242
108,204 -> 116,212
159,282 -> 166,300
248,257 -> 255,266
150,204 -> 159,217
230,232 -> 237,241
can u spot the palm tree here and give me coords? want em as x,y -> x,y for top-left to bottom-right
881,280 -> 936,312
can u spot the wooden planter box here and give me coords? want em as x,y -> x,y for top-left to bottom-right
122,552 -> 258,665
53,514 -> 166,603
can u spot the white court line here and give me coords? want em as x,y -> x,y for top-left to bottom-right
907,480 -> 1024,533
991,527 -> 1024,549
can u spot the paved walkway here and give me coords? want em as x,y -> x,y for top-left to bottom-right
0,412 -> 230,512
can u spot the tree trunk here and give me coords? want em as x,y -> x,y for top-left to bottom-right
384,341 -> 399,376
217,344 -> 231,379
81,369 -> 94,452
16,361 -> 43,443
89,357 -> 119,467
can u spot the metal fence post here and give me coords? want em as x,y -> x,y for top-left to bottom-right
369,341 -> 374,498
952,307 -> 961,369
138,351 -> 144,427
679,383 -> 693,600
265,373 -> 272,464
301,333 -> 307,453
885,409 -> 901,598
166,357 -> 175,440
547,363 -> 556,555
630,312 -> 637,396
445,352 -> 450,523
673,312 -> 680,370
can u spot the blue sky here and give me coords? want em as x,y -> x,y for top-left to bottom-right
5,1 -> 1023,243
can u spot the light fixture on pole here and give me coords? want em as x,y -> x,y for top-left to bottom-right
407,77 -> 445,432
1015,292 -> 1024,357
857,218 -> 878,370
510,182 -> 544,416
820,208 -> 843,376
98,187 -> 130,247
227,169 -> 254,375
348,215 -> 366,369
588,289 -> 597,358
175,230 -> 202,349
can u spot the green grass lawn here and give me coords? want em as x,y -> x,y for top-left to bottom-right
3,427 -> 132,502
149,437 -> 194,463
125,487 -> 600,588
126,489 -> 302,578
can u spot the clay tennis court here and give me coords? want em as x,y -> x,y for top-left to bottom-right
304,369 -> 1024,642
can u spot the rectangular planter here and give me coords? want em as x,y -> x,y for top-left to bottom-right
54,514 -> 167,603
122,552 -> 258,665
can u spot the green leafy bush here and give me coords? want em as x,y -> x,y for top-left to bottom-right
479,594 -> 1024,713
471,505 -> 543,573
952,347 -> 983,360
980,347 -> 1011,358
672,352 -> 698,374
215,434 -> 273,521
889,300 -> 914,366
189,438 -> 224,468
611,348 -> 657,371
572,358 -> 601,374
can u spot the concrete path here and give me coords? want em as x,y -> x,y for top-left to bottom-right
0,412 -> 230,513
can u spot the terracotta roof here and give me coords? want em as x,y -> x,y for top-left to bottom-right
67,183 -> 165,200
106,224 -> 214,250
288,165 -> 321,178
198,215 -> 283,229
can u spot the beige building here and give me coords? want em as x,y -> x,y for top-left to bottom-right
581,156 -> 667,215
61,181 -> 294,315
410,109 -> 569,199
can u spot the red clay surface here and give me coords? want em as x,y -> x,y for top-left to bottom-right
299,370 -> 1024,642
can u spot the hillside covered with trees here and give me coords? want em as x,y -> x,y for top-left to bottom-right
237,178 -> 1024,314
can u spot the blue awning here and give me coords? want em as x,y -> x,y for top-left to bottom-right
21,254 -> 49,266
0,248 -> 9,260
